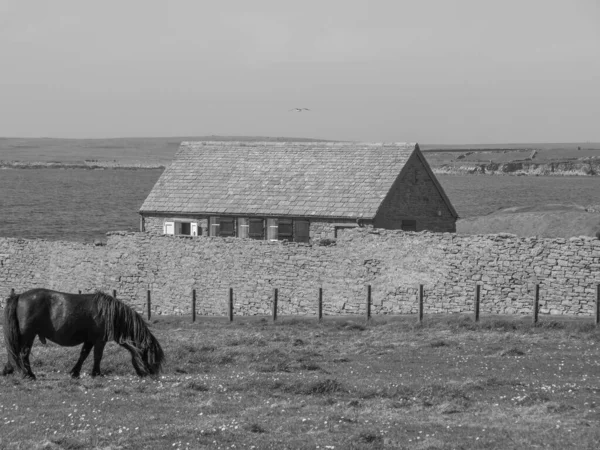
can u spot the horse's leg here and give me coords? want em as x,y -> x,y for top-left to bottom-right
70,342 -> 94,378
91,341 -> 106,377
2,362 -> 14,376
20,335 -> 37,380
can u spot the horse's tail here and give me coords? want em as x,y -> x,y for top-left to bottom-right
95,291 -> 165,376
3,293 -> 25,373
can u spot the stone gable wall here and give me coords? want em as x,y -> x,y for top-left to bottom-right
374,153 -> 456,232
1,230 -> 598,317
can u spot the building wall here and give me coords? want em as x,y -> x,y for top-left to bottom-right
374,152 -> 456,232
1,230 -> 599,318
143,214 -> 207,236
142,214 -> 366,242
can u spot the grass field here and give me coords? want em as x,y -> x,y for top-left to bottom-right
457,205 -> 600,238
1,315 -> 599,449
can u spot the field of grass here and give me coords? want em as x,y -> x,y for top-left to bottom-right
1,314 -> 599,449
424,146 -> 600,168
457,205 -> 600,238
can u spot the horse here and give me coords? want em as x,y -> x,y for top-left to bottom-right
2,288 -> 164,380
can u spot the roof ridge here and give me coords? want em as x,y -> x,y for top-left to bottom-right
180,141 -> 418,147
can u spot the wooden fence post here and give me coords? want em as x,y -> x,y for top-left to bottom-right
192,289 -> 196,323
418,285 -> 424,323
318,287 -> 323,321
533,284 -> 539,324
113,289 -> 117,299
147,290 -> 151,320
10,288 -> 14,296
272,288 -> 278,322
474,284 -> 480,322
228,288 -> 234,322
366,285 -> 372,321
595,284 -> 599,327
78,290 -> 82,295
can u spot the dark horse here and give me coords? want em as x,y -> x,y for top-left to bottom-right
2,288 -> 164,379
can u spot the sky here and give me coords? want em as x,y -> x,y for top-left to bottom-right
0,0 -> 599,144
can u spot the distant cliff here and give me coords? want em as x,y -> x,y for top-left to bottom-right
433,159 -> 600,176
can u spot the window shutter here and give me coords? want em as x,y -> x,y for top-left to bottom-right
163,221 -> 175,235
294,220 -> 310,243
249,218 -> 264,239
278,219 -> 293,240
219,217 -> 235,236
191,222 -> 198,236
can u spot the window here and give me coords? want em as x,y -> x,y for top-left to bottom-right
164,221 -> 199,236
401,220 -> 417,231
249,218 -> 264,239
210,216 -> 235,237
180,222 -> 191,235
220,217 -> 235,236
294,220 -> 310,243
278,219 -> 293,241
206,217 -> 309,241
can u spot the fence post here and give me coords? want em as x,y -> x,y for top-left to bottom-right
418,285 -> 424,323
147,290 -> 151,320
78,290 -> 82,295
272,288 -> 278,322
10,288 -> 14,296
318,287 -> 323,321
113,289 -> 117,299
533,284 -> 539,324
192,289 -> 196,323
228,288 -> 234,322
366,285 -> 372,321
474,284 -> 480,322
596,284 -> 600,326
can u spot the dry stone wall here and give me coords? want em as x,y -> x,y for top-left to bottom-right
1,229 -> 598,317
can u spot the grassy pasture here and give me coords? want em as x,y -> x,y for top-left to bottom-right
1,315 -> 599,449
457,208 -> 600,238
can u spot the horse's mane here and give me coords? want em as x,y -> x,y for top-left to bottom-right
93,291 -> 164,373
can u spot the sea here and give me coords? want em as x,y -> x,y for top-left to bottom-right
1,168 -> 599,243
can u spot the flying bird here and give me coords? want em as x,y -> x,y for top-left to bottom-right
289,108 -> 310,112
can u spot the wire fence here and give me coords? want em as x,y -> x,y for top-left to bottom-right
10,284 -> 598,326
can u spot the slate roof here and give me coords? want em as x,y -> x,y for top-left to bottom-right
140,141 -> 450,219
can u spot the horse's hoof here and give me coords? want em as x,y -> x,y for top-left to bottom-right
24,374 -> 36,381
2,366 -> 14,376
70,372 -> 81,379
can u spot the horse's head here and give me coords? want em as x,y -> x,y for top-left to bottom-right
142,335 -> 165,376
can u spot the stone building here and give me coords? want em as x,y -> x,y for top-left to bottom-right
139,141 -> 458,242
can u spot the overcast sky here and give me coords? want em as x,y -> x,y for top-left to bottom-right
0,0 -> 598,144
